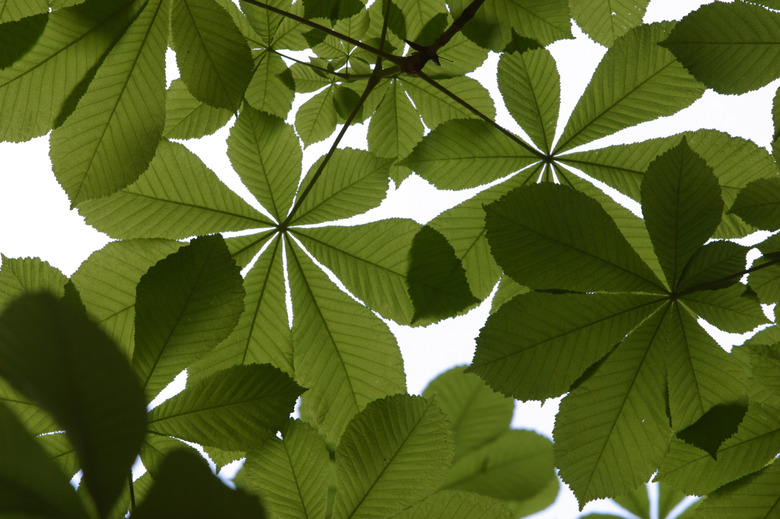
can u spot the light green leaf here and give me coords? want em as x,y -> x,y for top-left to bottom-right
402,75 -> 496,130
0,0 -> 140,141
658,482 -> 690,519
677,241 -> 749,293
49,0 -> 168,204
71,239 -> 183,358
224,230 -> 277,268
695,460 -> 780,519
430,32 -> 489,77
163,78 -> 232,139
0,404 -> 88,519
613,484 -> 651,519
295,85 -> 337,146
172,0 -> 253,109
498,48 -> 559,153
0,12 -> 48,69
367,79 -> 424,162
556,23 -> 704,153
147,364 -> 302,451
0,256 -> 67,312
0,0 -> 47,22
731,178 -> 780,231
470,292 -> 664,400
139,434 -> 190,475
570,0 -> 649,47
37,432 -> 79,479
484,183 -> 664,293
245,49 -> 296,119
229,106 -> 300,222
333,394 -> 454,519
132,449 -> 266,518
682,286 -> 768,335
244,419 -> 329,519
287,241 -> 405,444
133,235 -> 244,399
0,293 -> 147,518
422,366 -> 514,460
391,490 -> 512,519
391,0 -> 447,44
291,149 -> 391,225
555,310 -> 672,505
400,119 -> 539,190
641,139 -> 723,289
241,0 -> 294,45
77,140 -> 271,239
660,1 -> 780,95
505,476 -> 559,518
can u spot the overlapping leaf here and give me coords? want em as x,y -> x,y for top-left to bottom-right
570,0 -> 649,47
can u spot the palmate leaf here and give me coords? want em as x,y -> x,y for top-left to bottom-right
133,235 -> 244,399
570,0 -> 649,47
401,75 -> 495,130
295,85 -> 338,146
695,460 -> 780,519
172,0 -> 253,110
163,78 -> 232,140
555,23 -> 704,153
147,364 -> 302,451
660,1 -> 780,95
77,140 -> 272,239
555,309 -> 672,505
243,419 -> 329,519
0,0 -> 140,142
245,49 -> 296,119
49,0 -> 168,204
731,178 -> 780,230
0,12 -> 48,69
367,79 -> 424,163
392,490 -> 512,519
681,286 -> 767,335
0,0 -> 48,22
286,240 -> 406,444
333,394 -> 454,519
0,293 -> 146,518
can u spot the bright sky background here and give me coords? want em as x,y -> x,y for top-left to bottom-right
1,0 -> 778,517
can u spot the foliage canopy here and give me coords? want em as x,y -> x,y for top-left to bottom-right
1,0 -> 780,517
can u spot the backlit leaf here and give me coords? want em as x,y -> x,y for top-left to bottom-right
367,79 -> 424,162
392,490 -> 512,519
730,178 -> 780,230
675,401 -> 748,459
0,0 -> 48,22
245,49 -> 296,119
694,460 -> 780,518
0,256 -> 67,312
295,85 -> 337,146
681,286 -> 768,335
163,78 -> 232,139
570,0 -> 649,46
402,75 -> 496,129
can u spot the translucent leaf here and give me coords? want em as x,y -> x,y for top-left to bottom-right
287,241 -> 405,444
676,402 -> 748,459
555,23 -> 704,153
367,79 -> 424,163
172,0 -> 253,109
302,0 -> 363,21
333,394 -> 454,519
484,183 -> 664,293
0,404 -> 87,519
0,0 -> 48,22
132,449 -> 266,518
442,430 -> 555,501
677,241 -> 749,293
570,0 -> 649,46
470,292 -> 664,400
641,139 -> 723,289
749,257 -> 780,305
77,140 -> 272,239
731,178 -> 780,231
0,13 -> 48,69
400,119 -> 538,190
49,0 -> 168,204
133,235 -> 244,399
422,366 -> 514,460
163,78 -> 232,139
228,106 -> 300,222
71,239 -> 183,357
147,364 -> 302,451
429,32 -> 489,77
613,484 -> 651,519
225,230 -> 277,268
0,293 -> 147,518
392,490 -> 512,519
660,1 -> 780,95
402,75 -> 496,130
37,431 -> 79,479
505,476 -> 559,518
245,49 -> 296,119
681,286 -> 768,335
746,344 -> 780,399
498,48 -> 559,153
295,85 -> 337,146
0,0 -> 139,141
0,256 -> 67,312
139,434 -> 189,475
244,419 -> 329,519
694,460 -> 780,519
555,310 -> 672,505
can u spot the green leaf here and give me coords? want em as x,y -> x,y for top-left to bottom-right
0,0 -> 48,22
746,344 -> 780,400
0,293 -> 147,518
139,434 -> 190,475
391,0 -> 447,44
0,0 -> 140,141
163,78 -> 232,139
570,0 -> 649,46
749,257 -> 780,305
681,286 -> 768,335
613,484 -> 651,519
402,75 -> 496,130
333,394 -> 454,519
132,449 -> 266,518
731,178 -> 780,230
0,13 -> 48,69
694,460 -> 780,519
484,183 -> 664,293
286,241 -> 405,444
0,404 -> 88,519
773,88 -> 780,164
660,1 -> 780,95
295,85 -> 337,146
555,23 -> 704,153
172,0 -> 253,110
391,490 -> 512,519
676,401 -> 748,459
302,0 -> 363,21
291,149 -> 391,225
677,241 -> 749,293
497,48 -> 559,153
49,0 -> 168,204
505,476 -> 559,518
77,140 -> 272,239
228,106 -> 300,222
555,310 -> 672,505
133,235 -> 244,399
641,139 -> 723,289
245,49 -> 296,119
422,366 -> 514,459
400,119 -> 538,190
147,364 -> 302,450
470,292 -> 664,400
0,256 -> 67,312
367,79 -> 424,162
407,225 -> 479,324
37,432 -> 80,479
657,482 -> 690,519
71,239 -> 183,358
244,419 -> 329,519
442,429 -> 555,501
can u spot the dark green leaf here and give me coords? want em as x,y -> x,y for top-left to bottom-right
677,241 -> 749,293
391,490 -> 512,519
163,78 -> 232,139
676,402 -> 748,459
693,460 -> 780,518
730,178 -> 780,230
0,0 -> 48,22
0,13 -> 48,69
749,256 -> 780,305
570,0 -> 649,46
303,0 -> 363,21
746,343 -> 780,400
681,286 -> 768,335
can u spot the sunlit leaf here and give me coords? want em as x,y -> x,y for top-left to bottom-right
730,177 -> 780,231
570,0 -> 648,46
295,85 -> 337,146
0,256 -> 67,311
392,490 -> 512,519
677,241 -> 749,293
402,75 -> 496,129
681,286 -> 768,335
675,401 -> 748,459
163,78 -> 233,140
245,49 -> 296,119
0,0 -> 48,22
367,79 -> 424,163
0,13 -> 48,69
694,460 -> 780,518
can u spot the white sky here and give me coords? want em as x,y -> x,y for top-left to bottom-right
1,0 -> 778,517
